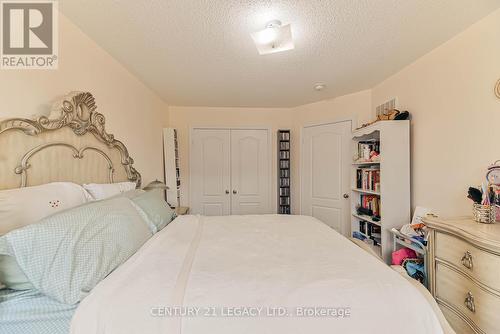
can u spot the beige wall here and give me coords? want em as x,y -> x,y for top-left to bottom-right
168,106 -> 293,209
293,90 -> 373,127
0,14 -> 169,186
372,8 -> 500,217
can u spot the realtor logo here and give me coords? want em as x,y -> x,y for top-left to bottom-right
1,0 -> 58,69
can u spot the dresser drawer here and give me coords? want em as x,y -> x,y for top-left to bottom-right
439,303 -> 478,334
435,232 -> 500,292
436,263 -> 500,333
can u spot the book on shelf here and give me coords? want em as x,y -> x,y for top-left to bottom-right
359,194 -> 381,217
367,224 -> 381,243
358,221 -> 382,245
356,168 -> 380,192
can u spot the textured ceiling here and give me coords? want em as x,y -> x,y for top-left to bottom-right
59,0 -> 500,107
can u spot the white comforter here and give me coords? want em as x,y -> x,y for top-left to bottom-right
71,215 -> 442,334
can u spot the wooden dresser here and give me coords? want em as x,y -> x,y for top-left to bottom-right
424,217 -> 500,334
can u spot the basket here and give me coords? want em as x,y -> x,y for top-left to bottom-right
472,204 -> 496,224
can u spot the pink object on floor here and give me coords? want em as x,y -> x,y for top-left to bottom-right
392,248 -> 417,265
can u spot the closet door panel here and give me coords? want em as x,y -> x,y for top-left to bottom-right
230,129 -> 270,215
191,129 -> 231,215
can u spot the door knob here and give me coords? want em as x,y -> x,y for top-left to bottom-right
225,190 -> 229,194
233,190 -> 237,194
343,193 -> 349,199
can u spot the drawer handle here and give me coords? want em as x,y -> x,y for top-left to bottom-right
464,292 -> 476,313
461,251 -> 473,270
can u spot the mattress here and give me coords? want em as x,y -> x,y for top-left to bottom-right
71,214 -> 443,334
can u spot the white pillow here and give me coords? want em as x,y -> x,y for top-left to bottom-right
83,182 -> 137,200
0,182 -> 91,235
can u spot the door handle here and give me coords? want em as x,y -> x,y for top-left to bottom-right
343,193 -> 349,199
461,251 -> 473,270
233,190 -> 237,194
464,292 -> 476,313
225,190 -> 229,194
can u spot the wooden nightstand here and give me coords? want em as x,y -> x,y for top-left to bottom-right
175,206 -> 190,215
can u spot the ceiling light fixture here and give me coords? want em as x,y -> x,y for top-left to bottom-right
251,20 -> 294,55
254,20 -> 282,44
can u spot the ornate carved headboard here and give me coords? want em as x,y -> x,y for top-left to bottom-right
0,92 -> 141,190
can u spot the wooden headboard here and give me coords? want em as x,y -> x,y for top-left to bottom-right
0,92 -> 141,190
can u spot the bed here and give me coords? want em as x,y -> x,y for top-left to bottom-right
71,214 -> 444,334
0,92 -> 446,334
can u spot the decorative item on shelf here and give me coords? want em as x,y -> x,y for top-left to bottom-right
356,109 -> 410,130
377,109 -> 400,121
394,111 -> 410,120
495,78 -> 500,99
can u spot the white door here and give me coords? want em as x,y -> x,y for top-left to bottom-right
301,121 -> 351,235
191,129 -> 231,215
191,128 -> 271,216
231,129 -> 270,215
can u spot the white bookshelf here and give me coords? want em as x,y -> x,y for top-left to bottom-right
351,120 -> 410,263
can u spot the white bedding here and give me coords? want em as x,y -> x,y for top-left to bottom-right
71,214 -> 442,334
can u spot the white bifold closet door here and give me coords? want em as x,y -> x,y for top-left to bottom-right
230,129 -> 270,215
191,129 -> 231,216
191,129 -> 270,216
